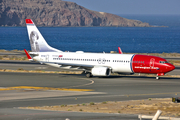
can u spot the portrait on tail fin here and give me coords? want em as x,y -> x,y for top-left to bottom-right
26,19 -> 61,52
30,31 -> 40,52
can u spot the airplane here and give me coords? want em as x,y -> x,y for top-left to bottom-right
24,19 -> 175,79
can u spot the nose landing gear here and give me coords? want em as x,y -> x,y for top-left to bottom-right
156,73 -> 165,80
156,76 -> 159,80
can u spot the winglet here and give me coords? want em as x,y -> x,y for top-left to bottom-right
24,49 -> 33,61
118,47 -> 123,54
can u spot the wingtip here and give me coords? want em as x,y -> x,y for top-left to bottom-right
118,47 -> 123,54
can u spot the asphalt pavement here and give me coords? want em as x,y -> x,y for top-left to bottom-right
1,71 -> 180,120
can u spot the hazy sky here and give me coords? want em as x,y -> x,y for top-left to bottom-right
66,0 -> 180,15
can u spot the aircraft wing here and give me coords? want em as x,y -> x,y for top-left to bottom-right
42,61 -> 94,70
42,61 -> 111,70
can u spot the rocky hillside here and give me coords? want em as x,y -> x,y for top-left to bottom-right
0,0 -> 152,27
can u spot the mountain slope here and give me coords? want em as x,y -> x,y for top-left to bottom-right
0,0 -> 152,27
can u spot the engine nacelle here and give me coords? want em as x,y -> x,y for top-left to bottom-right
91,67 -> 111,76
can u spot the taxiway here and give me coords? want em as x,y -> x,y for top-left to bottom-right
1,72 -> 180,120
0,59 -> 180,120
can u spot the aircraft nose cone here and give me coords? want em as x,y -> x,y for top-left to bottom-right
168,64 -> 175,72
171,64 -> 175,70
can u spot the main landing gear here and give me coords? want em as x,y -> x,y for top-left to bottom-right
86,72 -> 93,78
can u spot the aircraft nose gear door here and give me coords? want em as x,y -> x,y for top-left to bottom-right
46,55 -> 49,62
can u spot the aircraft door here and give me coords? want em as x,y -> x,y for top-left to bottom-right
150,58 -> 155,72
46,55 -> 49,62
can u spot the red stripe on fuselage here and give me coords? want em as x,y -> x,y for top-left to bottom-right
132,55 -> 175,74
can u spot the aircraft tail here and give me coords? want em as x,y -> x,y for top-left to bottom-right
26,19 -> 62,52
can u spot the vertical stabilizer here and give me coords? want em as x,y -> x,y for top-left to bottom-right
26,19 -> 62,52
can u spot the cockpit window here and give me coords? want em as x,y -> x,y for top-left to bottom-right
159,61 -> 168,64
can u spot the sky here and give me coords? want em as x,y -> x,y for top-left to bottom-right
66,0 -> 180,15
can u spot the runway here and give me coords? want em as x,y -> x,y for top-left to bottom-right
1,71 -> 180,120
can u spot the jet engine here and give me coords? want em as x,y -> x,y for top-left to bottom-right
91,67 -> 111,76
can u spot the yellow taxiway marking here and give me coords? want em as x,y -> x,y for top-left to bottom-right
0,86 -> 93,92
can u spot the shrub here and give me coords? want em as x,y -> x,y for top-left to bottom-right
90,102 -> 95,105
102,101 -> 107,104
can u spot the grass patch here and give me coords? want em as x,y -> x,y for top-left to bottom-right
17,68 -> 24,71
102,101 -> 107,104
82,103 -> 86,106
61,105 -> 65,107
90,102 -> 95,105
169,60 -> 180,65
19,98 -> 180,117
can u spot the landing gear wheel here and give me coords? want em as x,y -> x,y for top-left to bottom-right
86,72 -> 92,78
156,76 -> 160,80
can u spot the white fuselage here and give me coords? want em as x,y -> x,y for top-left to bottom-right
33,51 -> 135,73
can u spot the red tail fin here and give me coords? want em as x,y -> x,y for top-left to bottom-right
26,19 -> 34,24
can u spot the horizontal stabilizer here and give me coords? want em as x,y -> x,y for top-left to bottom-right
24,49 -> 33,61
